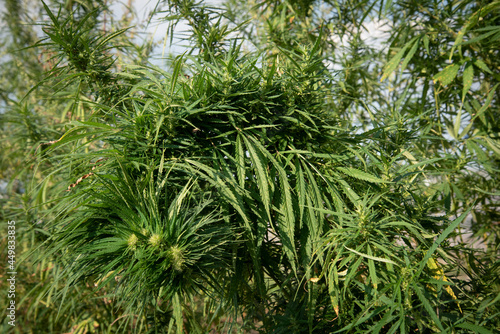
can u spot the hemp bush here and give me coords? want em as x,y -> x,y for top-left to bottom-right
1,0 -> 498,333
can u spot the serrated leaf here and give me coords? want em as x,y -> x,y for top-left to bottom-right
433,64 -> 460,86
246,136 -> 297,272
459,119 -> 474,140
344,246 -> 398,265
473,83 -> 499,122
413,283 -> 444,331
172,293 -> 183,334
235,135 -> 245,188
456,323 -> 494,334
296,162 -> 305,229
278,169 -> 297,269
458,27 -> 500,46
450,2 -> 500,58
414,208 -> 470,280
400,37 -> 420,74
484,137 -> 500,157
170,52 -> 186,96
328,264 -> 340,317
336,176 -> 360,205
367,245 -> 378,289
474,59 -> 494,76
462,63 -> 474,103
445,120 -> 457,140
427,258 -> 461,311
336,167 -> 387,183
466,140 -> 488,162
116,72 -> 141,79
380,41 -> 412,82
423,34 -> 430,55
450,25 -> 468,59
242,135 -> 272,226
453,108 -> 462,140
184,159 -> 252,234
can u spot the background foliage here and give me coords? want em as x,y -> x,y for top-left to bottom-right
1,0 -> 499,333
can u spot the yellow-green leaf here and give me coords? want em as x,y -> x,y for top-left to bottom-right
400,37 -> 420,74
453,108 -> 462,140
433,64 -> 460,86
344,246 -> 398,265
473,59 -> 493,74
462,63 -> 474,103
336,167 -> 387,183
380,41 -> 411,82
473,83 -> 499,122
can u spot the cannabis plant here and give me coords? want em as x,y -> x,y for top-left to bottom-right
1,0 -> 498,333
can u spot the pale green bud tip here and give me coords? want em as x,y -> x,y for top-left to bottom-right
169,246 -> 184,272
127,233 -> 138,249
149,234 -> 162,247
